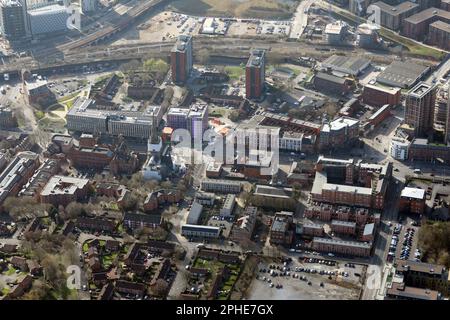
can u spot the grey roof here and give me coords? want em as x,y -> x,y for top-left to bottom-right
187,202 -> 203,225
377,60 -> 429,88
124,212 -> 161,225
315,72 -> 347,85
181,224 -> 220,234
321,55 -> 370,76
404,7 -> 450,24
313,237 -> 372,249
363,223 -> 375,236
331,220 -> 356,228
254,185 -> 293,198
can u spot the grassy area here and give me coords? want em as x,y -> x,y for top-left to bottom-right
5,266 -> 16,276
38,117 -> 66,133
34,110 -> 45,120
57,92 -> 81,104
209,111 -> 223,118
102,253 -> 118,268
1,287 -> 10,296
386,272 -> 393,283
82,243 -> 89,253
224,65 -> 245,80
332,10 -> 444,60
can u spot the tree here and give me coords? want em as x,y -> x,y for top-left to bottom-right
196,49 -> 210,65
121,193 -> 138,212
3,197 -> 50,221
143,58 -> 169,79
62,202 -> 86,220
228,110 -> 240,122
151,279 -> 169,297
120,60 -> 141,74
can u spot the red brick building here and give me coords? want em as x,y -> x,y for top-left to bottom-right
312,237 -> 372,257
403,7 -> 450,41
331,220 -> 357,235
246,49 -> 265,99
368,104 -> 392,127
428,20 -> 450,51
400,187 -> 426,214
362,84 -> 401,107
171,35 -> 193,84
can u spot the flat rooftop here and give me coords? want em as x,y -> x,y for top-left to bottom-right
322,116 -> 359,133
313,237 -> 371,249
387,283 -> 439,300
396,260 -> 445,275
430,20 -> 450,33
404,7 -> 450,24
254,185 -> 293,198
172,35 -> 192,53
246,49 -> 265,68
401,187 -> 425,200
41,175 -> 89,196
364,83 -> 401,94
373,1 -> 418,16
408,82 -> 434,98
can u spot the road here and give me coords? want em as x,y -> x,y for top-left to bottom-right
425,55 -> 450,84
289,0 -> 314,40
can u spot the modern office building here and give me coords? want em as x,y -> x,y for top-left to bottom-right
171,35 -> 193,84
166,103 -> 208,141
66,98 -> 157,139
390,138 -> 410,160
405,82 -> 436,137
245,49 -> 265,99
28,4 -> 69,36
0,0 -> 29,40
80,0 -> 97,14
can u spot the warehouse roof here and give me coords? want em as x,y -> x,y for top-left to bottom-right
376,60 -> 429,88
321,55 -> 370,76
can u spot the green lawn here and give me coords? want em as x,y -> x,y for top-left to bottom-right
5,266 -> 16,276
1,287 -> 10,296
82,243 -> 89,253
224,66 -> 245,80
57,92 -> 81,104
102,253 -> 118,268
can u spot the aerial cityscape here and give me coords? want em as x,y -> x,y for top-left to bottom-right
0,0 -> 449,303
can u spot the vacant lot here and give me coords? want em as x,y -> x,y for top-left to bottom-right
170,0 -> 297,19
